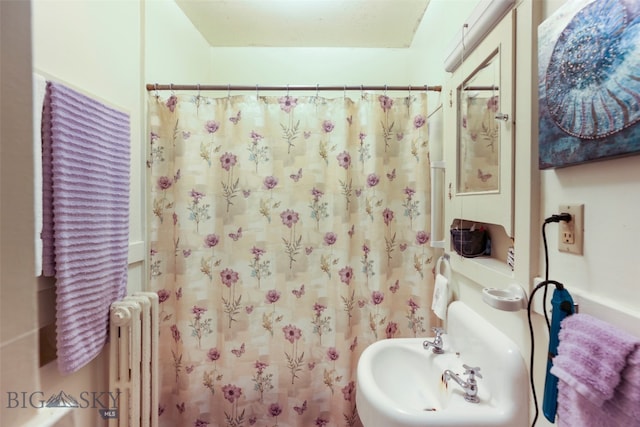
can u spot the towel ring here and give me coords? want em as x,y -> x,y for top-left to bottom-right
436,254 -> 451,278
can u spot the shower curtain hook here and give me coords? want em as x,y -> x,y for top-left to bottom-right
344,85 -> 347,100
408,85 -> 411,101
361,84 -> 364,99
287,84 -> 290,96
169,83 -> 175,95
316,83 -> 319,99
256,84 -> 259,100
384,84 -> 388,95
227,83 -> 231,99
197,83 -> 201,99
153,83 -> 159,98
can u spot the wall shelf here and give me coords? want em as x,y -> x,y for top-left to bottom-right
449,252 -> 514,289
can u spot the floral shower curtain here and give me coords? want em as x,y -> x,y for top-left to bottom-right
147,90 -> 437,427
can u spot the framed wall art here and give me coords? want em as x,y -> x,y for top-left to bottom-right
538,0 -> 640,169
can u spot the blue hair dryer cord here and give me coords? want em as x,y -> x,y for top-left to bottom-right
542,287 -> 575,423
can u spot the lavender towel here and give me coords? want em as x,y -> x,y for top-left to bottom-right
41,81 -> 130,374
551,313 -> 640,427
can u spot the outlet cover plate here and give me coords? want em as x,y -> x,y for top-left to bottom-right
558,204 -> 583,255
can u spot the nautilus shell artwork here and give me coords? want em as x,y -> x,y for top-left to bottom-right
538,0 -> 640,168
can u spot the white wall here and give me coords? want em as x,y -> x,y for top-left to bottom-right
145,0 -> 213,84
208,47 -> 411,86
541,156 -> 640,307
538,0 -> 640,321
0,0 -> 144,425
1,2 -> 39,426
191,1 -> 474,97
408,0 -> 478,115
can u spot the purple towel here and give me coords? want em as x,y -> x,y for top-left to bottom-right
551,313 -> 640,427
41,81 -> 130,374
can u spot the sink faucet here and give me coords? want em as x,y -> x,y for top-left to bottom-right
423,327 -> 445,354
442,364 -> 482,403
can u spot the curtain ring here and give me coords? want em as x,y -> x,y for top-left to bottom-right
408,85 -> 412,100
287,84 -> 290,96
227,83 -> 231,99
256,84 -> 259,100
316,83 -> 319,98
196,83 -> 201,98
384,84 -> 388,95
153,83 -> 159,98
360,84 -> 364,99
344,85 -> 347,100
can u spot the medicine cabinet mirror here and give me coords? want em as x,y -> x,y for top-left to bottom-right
445,12 -> 514,236
458,49 -> 501,194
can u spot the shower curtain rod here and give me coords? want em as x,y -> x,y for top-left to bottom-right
146,83 -> 442,93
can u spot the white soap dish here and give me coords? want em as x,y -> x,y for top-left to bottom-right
482,284 -> 528,311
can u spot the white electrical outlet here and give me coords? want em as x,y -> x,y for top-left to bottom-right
558,204 -> 584,255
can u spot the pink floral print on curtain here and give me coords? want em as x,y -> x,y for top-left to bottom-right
148,91 -> 436,427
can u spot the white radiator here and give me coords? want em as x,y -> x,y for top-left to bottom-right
109,292 -> 159,427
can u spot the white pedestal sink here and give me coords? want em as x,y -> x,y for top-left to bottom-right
356,301 -> 528,427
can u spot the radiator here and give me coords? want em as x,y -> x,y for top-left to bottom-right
109,292 -> 159,427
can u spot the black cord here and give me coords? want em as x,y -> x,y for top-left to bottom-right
541,221 -> 552,330
529,212 -> 570,427
528,281 -> 547,427
541,213 -> 571,331
528,279 -> 564,427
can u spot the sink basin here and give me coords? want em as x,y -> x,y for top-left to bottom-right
356,301 -> 528,427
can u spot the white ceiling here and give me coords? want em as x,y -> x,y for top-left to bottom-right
174,0 -> 433,48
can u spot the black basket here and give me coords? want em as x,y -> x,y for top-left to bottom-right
450,228 -> 488,258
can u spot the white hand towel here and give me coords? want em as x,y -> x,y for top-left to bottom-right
432,273 -> 450,320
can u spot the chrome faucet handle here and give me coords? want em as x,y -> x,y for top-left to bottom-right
423,327 -> 445,354
431,327 -> 444,344
463,364 -> 482,380
431,326 -> 445,336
